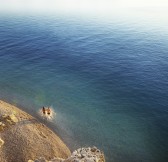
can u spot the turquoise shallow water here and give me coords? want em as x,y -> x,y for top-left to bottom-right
0,14 -> 168,162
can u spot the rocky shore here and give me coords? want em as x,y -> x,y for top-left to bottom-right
0,100 -> 105,162
29,146 -> 105,162
0,100 -> 70,162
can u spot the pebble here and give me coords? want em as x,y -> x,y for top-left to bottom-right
0,138 -> 4,148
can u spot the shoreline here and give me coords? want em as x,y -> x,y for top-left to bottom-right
0,100 -> 71,162
0,98 -> 72,150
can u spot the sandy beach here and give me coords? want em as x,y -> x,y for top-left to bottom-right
0,100 -> 71,162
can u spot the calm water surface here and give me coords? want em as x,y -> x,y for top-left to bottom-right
0,14 -> 168,162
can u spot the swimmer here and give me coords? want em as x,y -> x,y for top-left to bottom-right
47,107 -> 51,115
42,107 -> 46,115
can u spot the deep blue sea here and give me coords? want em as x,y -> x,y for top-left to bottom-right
0,14 -> 168,162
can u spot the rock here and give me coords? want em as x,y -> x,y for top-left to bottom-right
8,114 -> 18,123
91,146 -> 97,152
72,150 -> 77,156
34,157 -> 48,162
0,126 -> 3,131
65,147 -> 105,162
2,114 -> 8,119
6,119 -> 13,125
81,150 -> 87,155
0,138 -> 4,148
29,147 -> 105,162
50,157 -> 64,162
0,122 -> 5,131
0,113 -> 18,132
0,114 -> 18,126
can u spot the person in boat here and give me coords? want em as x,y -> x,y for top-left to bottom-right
47,107 -> 51,115
42,106 -> 46,115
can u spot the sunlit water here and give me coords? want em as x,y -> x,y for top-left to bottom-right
0,14 -> 168,162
